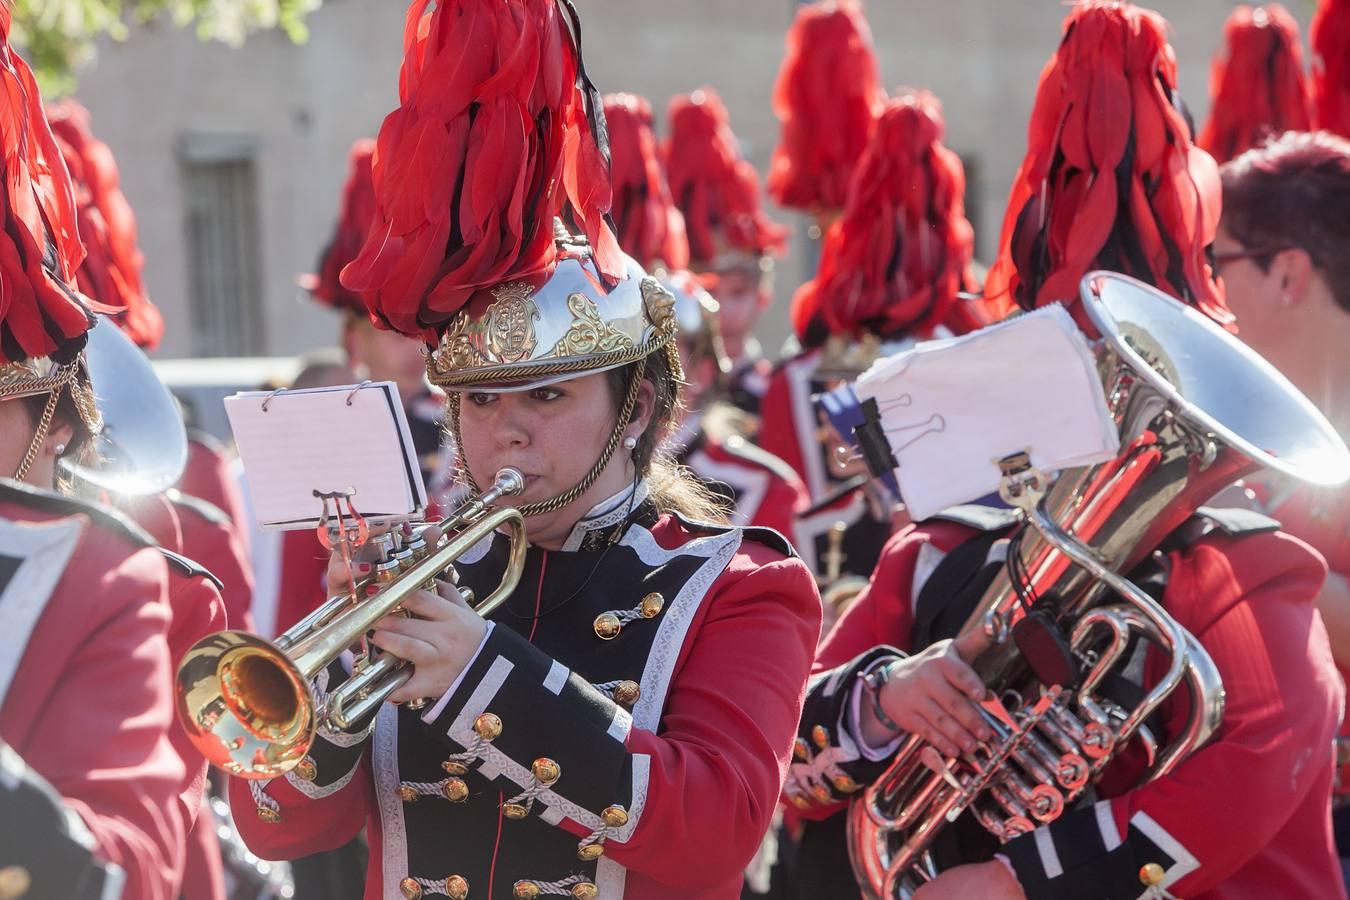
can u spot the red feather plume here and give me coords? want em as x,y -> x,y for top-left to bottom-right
303,138 -> 377,315
1198,5 -> 1312,164
340,0 -> 623,343
603,93 -> 689,270
664,88 -> 787,267
1312,0 -> 1350,138
47,98 -> 162,351
984,1 -> 1232,334
767,0 -> 884,214
0,6 -> 90,367
790,90 -> 994,347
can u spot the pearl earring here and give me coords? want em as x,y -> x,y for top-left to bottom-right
54,443 -> 66,456
623,436 -> 638,451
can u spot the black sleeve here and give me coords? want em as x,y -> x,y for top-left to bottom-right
785,645 -> 906,811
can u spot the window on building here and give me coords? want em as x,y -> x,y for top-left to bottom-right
180,134 -> 265,357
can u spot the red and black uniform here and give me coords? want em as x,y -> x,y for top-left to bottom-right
231,484 -> 820,899
0,479 -> 187,900
671,413 -> 808,540
787,506 -> 1344,900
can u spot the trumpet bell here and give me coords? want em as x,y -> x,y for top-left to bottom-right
176,630 -> 315,778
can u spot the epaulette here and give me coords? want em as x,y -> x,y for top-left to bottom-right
671,511 -> 797,559
1164,505 -> 1282,550
159,548 -> 225,590
721,434 -> 801,486
0,479 -> 156,549
165,489 -> 234,528
924,503 -> 1020,532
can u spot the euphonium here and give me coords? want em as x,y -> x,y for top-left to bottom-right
847,273 -> 1350,898
176,468 -> 528,780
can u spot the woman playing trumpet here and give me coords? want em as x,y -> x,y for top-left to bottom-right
226,2 -> 820,898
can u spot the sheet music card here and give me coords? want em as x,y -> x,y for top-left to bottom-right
225,382 -> 428,530
854,304 -> 1120,522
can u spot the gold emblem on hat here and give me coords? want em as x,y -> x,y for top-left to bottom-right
485,282 -> 541,363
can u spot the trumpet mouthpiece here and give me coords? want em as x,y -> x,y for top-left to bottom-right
493,467 -> 526,497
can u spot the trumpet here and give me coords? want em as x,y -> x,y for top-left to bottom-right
176,468 -> 527,780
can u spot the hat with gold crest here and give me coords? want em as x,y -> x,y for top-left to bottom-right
0,8 -> 104,479
339,0 -> 679,395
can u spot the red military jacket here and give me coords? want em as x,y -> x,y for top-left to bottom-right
231,483 -> 821,899
791,516 -> 1344,900
0,479 -> 187,900
670,412 -> 809,541
180,431 -> 250,549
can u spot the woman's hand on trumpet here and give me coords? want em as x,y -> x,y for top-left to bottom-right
368,584 -> 488,703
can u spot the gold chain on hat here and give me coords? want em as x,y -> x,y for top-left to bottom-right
12,363 -> 78,482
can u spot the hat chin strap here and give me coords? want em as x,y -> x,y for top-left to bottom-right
448,355 -> 647,519
13,385 -> 61,483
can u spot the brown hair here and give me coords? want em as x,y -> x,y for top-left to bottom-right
1221,130 -> 1350,315
17,386 -> 97,486
606,348 -> 730,524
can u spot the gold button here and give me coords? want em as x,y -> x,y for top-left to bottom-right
577,842 -> 605,861
811,724 -> 830,749
474,712 -> 502,740
397,785 -> 419,803
571,884 -> 598,900
1139,863 -> 1166,886
502,802 -> 530,820
513,882 -> 541,900
293,757 -> 317,782
793,738 -> 809,760
256,806 -> 281,824
790,793 -> 811,810
811,783 -> 832,803
442,778 -> 469,802
532,758 -> 561,784
0,866 -> 31,899
399,878 -> 423,900
640,592 -> 665,618
601,804 -> 629,828
446,875 -> 469,900
594,612 -> 622,640
442,760 -> 469,775
831,774 -> 859,794
613,680 -> 641,708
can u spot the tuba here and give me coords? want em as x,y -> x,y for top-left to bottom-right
847,272 -> 1350,898
176,468 -> 528,780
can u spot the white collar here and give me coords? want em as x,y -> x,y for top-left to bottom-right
559,479 -> 652,552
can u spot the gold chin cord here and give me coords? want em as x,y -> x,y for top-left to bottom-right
845,272 -> 1350,899
11,362 -> 82,483
175,468 -> 528,780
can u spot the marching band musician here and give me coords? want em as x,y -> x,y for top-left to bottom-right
662,269 -> 809,541
664,87 -> 788,421
759,88 -> 994,583
228,2 -> 821,899
0,11 -> 188,897
602,90 -> 808,541
1216,129 -> 1350,876
45,96 -> 252,900
784,4 -> 1345,899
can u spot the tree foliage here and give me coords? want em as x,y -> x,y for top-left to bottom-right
11,0 -> 323,92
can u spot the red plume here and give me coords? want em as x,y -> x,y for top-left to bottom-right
984,1 -> 1232,334
1197,5 -> 1312,164
1312,0 -> 1350,138
767,0 -> 884,214
303,139 -> 377,315
603,93 -> 689,270
340,0 -> 623,342
46,99 -> 163,351
790,90 -> 994,347
665,88 -> 787,267
0,6 -> 90,366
